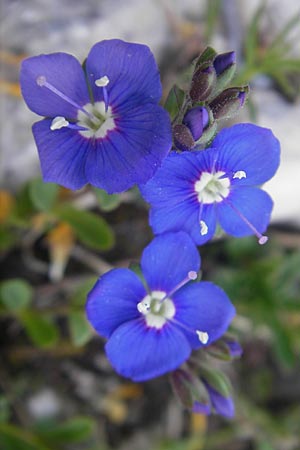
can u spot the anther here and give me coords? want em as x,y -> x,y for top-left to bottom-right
200,220 -> 208,236
95,76 -> 110,87
196,330 -> 209,344
233,170 -> 246,179
137,301 -> 150,314
50,116 -> 69,131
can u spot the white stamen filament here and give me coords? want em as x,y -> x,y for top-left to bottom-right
160,270 -> 197,301
36,75 -> 93,118
50,116 -> 69,130
221,196 -> 268,245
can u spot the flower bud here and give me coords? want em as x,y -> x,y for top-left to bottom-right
213,51 -> 236,76
190,65 -> 216,102
205,383 -> 234,418
209,86 -> 249,120
170,368 -> 210,412
206,335 -> 243,360
182,106 -> 209,141
173,124 -> 195,151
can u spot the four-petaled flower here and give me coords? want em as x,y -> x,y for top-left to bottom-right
86,232 -> 235,382
20,39 -> 172,193
140,124 -> 280,245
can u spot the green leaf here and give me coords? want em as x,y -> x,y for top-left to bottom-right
29,178 -> 59,212
19,311 -> 59,348
70,277 -> 98,307
93,188 -> 121,212
69,311 -> 93,347
164,85 -> 185,121
36,417 -> 95,444
0,279 -> 33,312
0,226 -> 15,251
56,206 -> 115,251
0,423 -> 49,450
0,396 -> 10,424
271,319 -> 295,368
269,12 -> 300,53
244,3 -> 266,66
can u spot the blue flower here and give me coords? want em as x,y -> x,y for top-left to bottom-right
86,232 -> 235,382
140,124 -> 280,245
20,39 -> 172,194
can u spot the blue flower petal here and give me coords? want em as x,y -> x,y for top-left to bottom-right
86,39 -> 162,113
20,52 -> 90,118
206,384 -> 235,418
172,282 -> 235,348
213,123 -> 280,185
140,232 -> 201,293
85,103 -> 171,193
141,151 -> 218,245
218,187 -> 273,237
86,269 -> 145,339
32,119 -> 89,189
106,320 -> 191,381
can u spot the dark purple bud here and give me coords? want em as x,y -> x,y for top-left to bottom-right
190,65 -> 216,102
173,124 -> 195,151
182,106 -> 209,141
213,51 -> 236,76
205,383 -> 235,419
225,339 -> 243,358
209,86 -> 249,120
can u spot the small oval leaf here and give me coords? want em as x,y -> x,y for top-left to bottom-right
56,206 -> 115,251
0,279 -> 33,312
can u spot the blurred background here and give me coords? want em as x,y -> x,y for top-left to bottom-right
0,1 -> 300,449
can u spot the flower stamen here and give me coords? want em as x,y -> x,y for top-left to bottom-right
50,116 -> 69,130
160,270 -> 198,302
233,170 -> 246,179
95,75 -> 110,112
36,75 -> 93,118
221,196 -> 268,244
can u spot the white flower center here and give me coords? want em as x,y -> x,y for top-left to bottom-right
77,101 -> 115,139
137,290 -> 176,329
195,171 -> 230,204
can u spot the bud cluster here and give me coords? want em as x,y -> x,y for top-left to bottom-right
165,47 -> 249,151
170,333 -> 242,418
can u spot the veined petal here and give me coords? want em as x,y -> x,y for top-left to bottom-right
86,269 -> 145,339
213,123 -> 280,185
32,120 -> 89,190
140,152 -> 201,208
173,282 -> 235,348
140,232 -> 200,293
20,52 -> 90,118
86,39 -> 162,112
106,320 -> 191,381
218,187 -> 273,237
148,197 -> 200,239
85,103 -> 171,193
